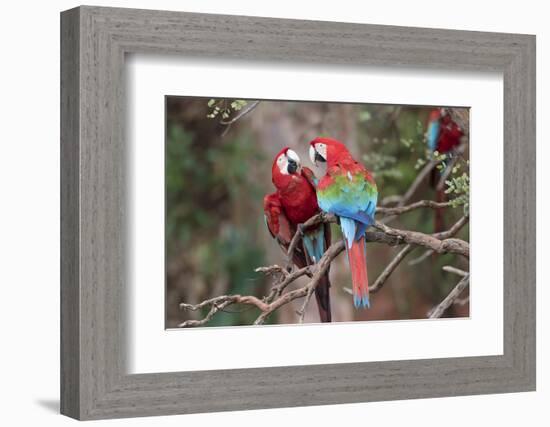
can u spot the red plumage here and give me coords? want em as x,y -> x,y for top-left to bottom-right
264,147 -> 332,322
428,108 -> 463,157
428,109 -> 464,232
309,137 -> 378,309
270,151 -> 319,226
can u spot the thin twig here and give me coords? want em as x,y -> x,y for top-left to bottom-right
399,159 -> 439,205
454,296 -> 470,306
380,195 -> 402,206
220,101 -> 260,136
408,249 -> 434,266
297,287 -> 315,323
379,160 -> 438,210
219,101 -> 260,125
370,244 -> 414,293
429,274 -> 470,318
379,160 -> 438,224
264,266 -> 311,303
377,200 -> 452,216
442,265 -> 468,277
179,296 -> 266,327
433,215 -> 468,239
254,241 -> 345,325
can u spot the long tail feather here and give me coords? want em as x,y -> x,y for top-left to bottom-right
346,235 -> 370,308
314,273 -> 332,322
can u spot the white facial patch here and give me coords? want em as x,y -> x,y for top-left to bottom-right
309,143 -> 327,167
276,153 -> 289,175
309,145 -> 317,166
286,149 -> 300,164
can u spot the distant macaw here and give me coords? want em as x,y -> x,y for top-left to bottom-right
426,108 -> 464,231
309,137 -> 378,309
264,147 -> 332,322
427,108 -> 463,156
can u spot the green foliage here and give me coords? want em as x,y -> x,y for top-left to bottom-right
370,113 -> 471,218
358,106 -> 427,195
362,152 -> 402,180
166,120 -> 269,326
446,172 -> 470,215
166,123 -> 264,254
197,227 -> 267,327
207,99 -> 249,120
358,110 -> 371,122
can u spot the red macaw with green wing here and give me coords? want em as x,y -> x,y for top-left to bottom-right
309,137 -> 378,309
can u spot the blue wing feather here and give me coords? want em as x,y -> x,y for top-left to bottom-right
427,120 -> 440,152
317,171 -> 377,243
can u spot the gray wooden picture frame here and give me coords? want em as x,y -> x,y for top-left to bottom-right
60,5 -> 536,420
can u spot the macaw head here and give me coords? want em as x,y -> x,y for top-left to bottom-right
309,137 -> 351,167
429,108 -> 443,123
271,147 -> 302,186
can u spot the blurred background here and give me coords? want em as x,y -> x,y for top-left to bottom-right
165,97 -> 469,328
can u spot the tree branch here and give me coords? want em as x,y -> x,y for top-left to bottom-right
220,101 -> 260,136
380,159 -> 438,208
178,209 -> 469,327
429,274 -> 470,318
253,241 -> 344,325
369,244 -> 414,293
263,265 -> 311,303
296,286 -> 316,323
442,265 -> 468,277
377,200 -> 453,216
219,101 -> 260,125
373,218 -> 469,258
408,249 -> 434,266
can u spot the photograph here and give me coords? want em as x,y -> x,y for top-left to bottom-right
165,97 -> 470,328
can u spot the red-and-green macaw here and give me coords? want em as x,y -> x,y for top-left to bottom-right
263,147 -> 332,322
309,137 -> 378,309
427,108 -> 464,231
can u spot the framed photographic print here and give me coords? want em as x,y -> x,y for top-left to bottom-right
61,6 -> 536,420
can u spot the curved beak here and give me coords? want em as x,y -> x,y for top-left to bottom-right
285,149 -> 301,174
287,157 -> 298,174
309,145 -> 318,166
309,144 -> 326,167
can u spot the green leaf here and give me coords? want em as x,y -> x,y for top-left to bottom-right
359,110 -> 371,122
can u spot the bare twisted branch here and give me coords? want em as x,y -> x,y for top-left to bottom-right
179,205 -> 469,327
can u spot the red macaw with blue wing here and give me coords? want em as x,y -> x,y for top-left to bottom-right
427,108 -> 464,231
264,147 -> 332,322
